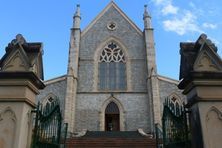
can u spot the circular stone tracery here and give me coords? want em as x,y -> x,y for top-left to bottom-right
107,22 -> 117,30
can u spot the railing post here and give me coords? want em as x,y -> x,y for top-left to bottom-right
31,103 -> 40,148
64,123 -> 68,148
155,124 -> 159,148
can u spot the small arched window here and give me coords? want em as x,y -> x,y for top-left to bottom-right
170,97 -> 182,115
42,94 -> 59,107
98,42 -> 126,90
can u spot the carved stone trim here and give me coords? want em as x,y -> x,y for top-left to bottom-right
93,37 -> 131,92
206,106 -> 222,122
99,42 -> 125,63
194,51 -> 219,72
107,22 -> 117,31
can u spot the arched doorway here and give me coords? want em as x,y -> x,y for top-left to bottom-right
105,102 -> 120,131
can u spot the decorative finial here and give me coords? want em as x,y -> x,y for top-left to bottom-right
73,4 -> 81,28
143,4 -> 152,28
144,5 -> 149,17
74,4 -> 80,17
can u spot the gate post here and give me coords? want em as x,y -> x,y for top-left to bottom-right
178,34 -> 222,148
0,34 -> 45,148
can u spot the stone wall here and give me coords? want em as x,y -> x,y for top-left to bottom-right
35,4 -> 187,134
36,77 -> 67,116
75,93 -> 151,132
75,5 -> 150,132
80,6 -> 145,60
79,6 -> 147,93
158,76 -> 185,115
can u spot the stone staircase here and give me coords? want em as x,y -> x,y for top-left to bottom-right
65,131 -> 156,148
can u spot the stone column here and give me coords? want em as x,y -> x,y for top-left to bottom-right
64,4 -> 81,132
0,72 -> 45,148
0,34 -> 45,148
179,72 -> 222,148
143,5 -> 161,132
178,34 -> 222,148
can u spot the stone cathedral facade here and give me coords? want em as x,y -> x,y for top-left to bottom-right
37,2 -> 184,133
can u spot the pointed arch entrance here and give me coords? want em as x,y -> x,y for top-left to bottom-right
105,102 -> 120,131
100,97 -> 125,131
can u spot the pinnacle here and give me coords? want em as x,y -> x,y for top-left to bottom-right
144,4 -> 150,17
74,4 -> 80,17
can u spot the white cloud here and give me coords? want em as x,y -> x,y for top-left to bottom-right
152,0 -> 178,16
163,12 -> 202,35
152,0 -> 168,5
202,23 -> 217,29
152,0 -> 214,36
161,4 -> 178,15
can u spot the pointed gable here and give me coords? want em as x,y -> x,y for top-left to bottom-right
81,1 -> 143,37
79,1 -> 146,60
193,42 -> 222,72
179,34 -> 222,80
2,49 -> 30,71
0,34 -> 44,80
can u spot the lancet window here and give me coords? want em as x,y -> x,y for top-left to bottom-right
98,42 -> 126,90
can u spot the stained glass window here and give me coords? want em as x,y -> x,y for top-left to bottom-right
98,42 -> 126,90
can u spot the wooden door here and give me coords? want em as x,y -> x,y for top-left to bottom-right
105,114 -> 120,131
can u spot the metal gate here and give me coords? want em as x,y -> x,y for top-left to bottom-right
155,123 -> 163,148
32,98 -> 67,148
162,98 -> 191,148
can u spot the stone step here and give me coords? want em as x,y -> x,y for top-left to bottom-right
65,131 -> 156,148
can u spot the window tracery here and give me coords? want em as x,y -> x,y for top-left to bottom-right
99,42 -> 125,63
107,22 -> 117,31
98,42 -> 126,90
169,96 -> 182,115
42,94 -> 59,107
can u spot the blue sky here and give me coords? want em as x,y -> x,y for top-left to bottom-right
0,0 -> 221,80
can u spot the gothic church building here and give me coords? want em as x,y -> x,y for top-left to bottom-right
37,2 -> 184,134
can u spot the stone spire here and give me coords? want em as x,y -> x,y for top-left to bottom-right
143,4 -> 161,132
143,4 -> 155,74
143,5 -> 152,29
64,4 -> 81,132
68,4 -> 81,76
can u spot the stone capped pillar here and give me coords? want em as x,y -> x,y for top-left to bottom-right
178,34 -> 222,148
64,4 -> 81,132
0,34 -> 45,148
143,5 -> 161,132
